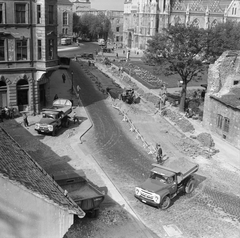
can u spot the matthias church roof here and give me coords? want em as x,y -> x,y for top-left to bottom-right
171,0 -> 232,13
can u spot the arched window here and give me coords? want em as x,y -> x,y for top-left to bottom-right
63,12 -> 68,25
211,19 -> 218,28
174,16 -> 181,25
192,18 -> 199,28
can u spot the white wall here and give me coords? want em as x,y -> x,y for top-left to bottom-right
0,177 -> 73,238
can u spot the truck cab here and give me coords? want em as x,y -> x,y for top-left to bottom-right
135,157 -> 199,209
35,99 -> 72,136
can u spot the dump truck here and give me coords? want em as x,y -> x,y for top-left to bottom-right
54,170 -> 105,218
135,157 -> 199,210
35,98 -> 72,136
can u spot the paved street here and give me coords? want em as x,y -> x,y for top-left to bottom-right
1,44 -> 240,238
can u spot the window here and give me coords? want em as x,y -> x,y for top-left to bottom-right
48,5 -> 54,24
37,5 -> 41,24
16,4 -> 27,24
37,40 -> 42,60
0,4 -> 3,24
116,36 -> 119,42
63,12 -> 68,25
217,114 -> 223,129
116,26 -> 119,32
0,39 -> 5,61
62,28 -> 65,35
16,39 -> 28,60
223,117 -> 230,133
48,39 -> 54,59
232,7 -> 237,15
65,28 -> 68,35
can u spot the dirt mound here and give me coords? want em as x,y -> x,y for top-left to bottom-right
196,132 -> 215,148
164,109 -> 195,133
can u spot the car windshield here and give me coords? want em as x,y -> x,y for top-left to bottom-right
150,172 -> 173,184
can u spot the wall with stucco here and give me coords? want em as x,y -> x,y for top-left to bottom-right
0,177 -> 73,238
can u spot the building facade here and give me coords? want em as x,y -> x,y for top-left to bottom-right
203,50 -> 240,149
57,0 -> 73,45
0,0 -> 59,114
123,0 -> 240,50
69,0 -> 91,15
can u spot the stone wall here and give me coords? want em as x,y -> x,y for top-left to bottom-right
203,50 -> 240,148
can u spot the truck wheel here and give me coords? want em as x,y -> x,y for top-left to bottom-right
66,120 -> 70,128
185,180 -> 195,194
160,196 -> 171,210
52,129 -> 57,136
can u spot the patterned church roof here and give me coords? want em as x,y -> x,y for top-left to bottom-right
171,0 -> 232,13
0,127 -> 85,218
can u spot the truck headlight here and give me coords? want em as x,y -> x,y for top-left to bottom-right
135,187 -> 141,196
35,123 -> 40,129
153,194 -> 160,204
48,125 -> 53,131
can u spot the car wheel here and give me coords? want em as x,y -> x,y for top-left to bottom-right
160,196 -> 171,210
185,179 -> 195,194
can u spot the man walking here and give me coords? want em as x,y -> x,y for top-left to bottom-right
62,73 -> 66,83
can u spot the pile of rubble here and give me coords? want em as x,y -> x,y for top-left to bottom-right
164,109 -> 195,133
196,132 -> 215,148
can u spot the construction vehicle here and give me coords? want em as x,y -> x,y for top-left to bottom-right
54,170 -> 105,218
35,99 -> 72,136
120,88 -> 136,104
135,157 -> 199,210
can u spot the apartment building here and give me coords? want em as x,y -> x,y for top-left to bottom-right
0,0 -> 59,114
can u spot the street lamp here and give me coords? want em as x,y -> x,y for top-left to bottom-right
71,71 -> 73,92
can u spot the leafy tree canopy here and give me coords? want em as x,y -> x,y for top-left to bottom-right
145,22 -> 240,111
72,12 -> 111,41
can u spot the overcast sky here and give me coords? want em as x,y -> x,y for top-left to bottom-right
91,0 -> 125,10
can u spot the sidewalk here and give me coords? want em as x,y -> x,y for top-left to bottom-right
94,62 -> 240,171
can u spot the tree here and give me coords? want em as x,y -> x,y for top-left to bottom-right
146,24 -> 208,112
206,21 -> 240,63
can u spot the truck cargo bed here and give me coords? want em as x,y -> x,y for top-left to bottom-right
152,157 -> 199,180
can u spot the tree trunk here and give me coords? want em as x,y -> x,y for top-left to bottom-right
179,84 -> 187,112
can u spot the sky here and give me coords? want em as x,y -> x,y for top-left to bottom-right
91,0 -> 125,11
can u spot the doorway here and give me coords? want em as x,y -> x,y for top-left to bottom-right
17,79 -> 29,111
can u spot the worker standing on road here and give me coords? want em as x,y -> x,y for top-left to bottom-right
23,112 -> 29,127
156,143 -> 163,164
62,73 -> 66,83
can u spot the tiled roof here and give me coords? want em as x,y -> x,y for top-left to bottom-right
58,0 -> 73,5
172,0 -> 232,13
0,127 -> 85,218
211,87 -> 240,109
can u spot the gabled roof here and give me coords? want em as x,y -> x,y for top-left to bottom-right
0,127 -> 85,218
58,0 -> 73,5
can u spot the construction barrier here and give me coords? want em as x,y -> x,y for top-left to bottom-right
107,92 -> 157,156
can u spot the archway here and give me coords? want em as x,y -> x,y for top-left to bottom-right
17,79 -> 29,111
127,32 -> 132,48
0,79 -> 7,108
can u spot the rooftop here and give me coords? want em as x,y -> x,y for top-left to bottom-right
211,87 -> 240,110
0,127 -> 85,218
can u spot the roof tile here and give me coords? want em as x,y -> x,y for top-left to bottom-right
0,127 -> 85,218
